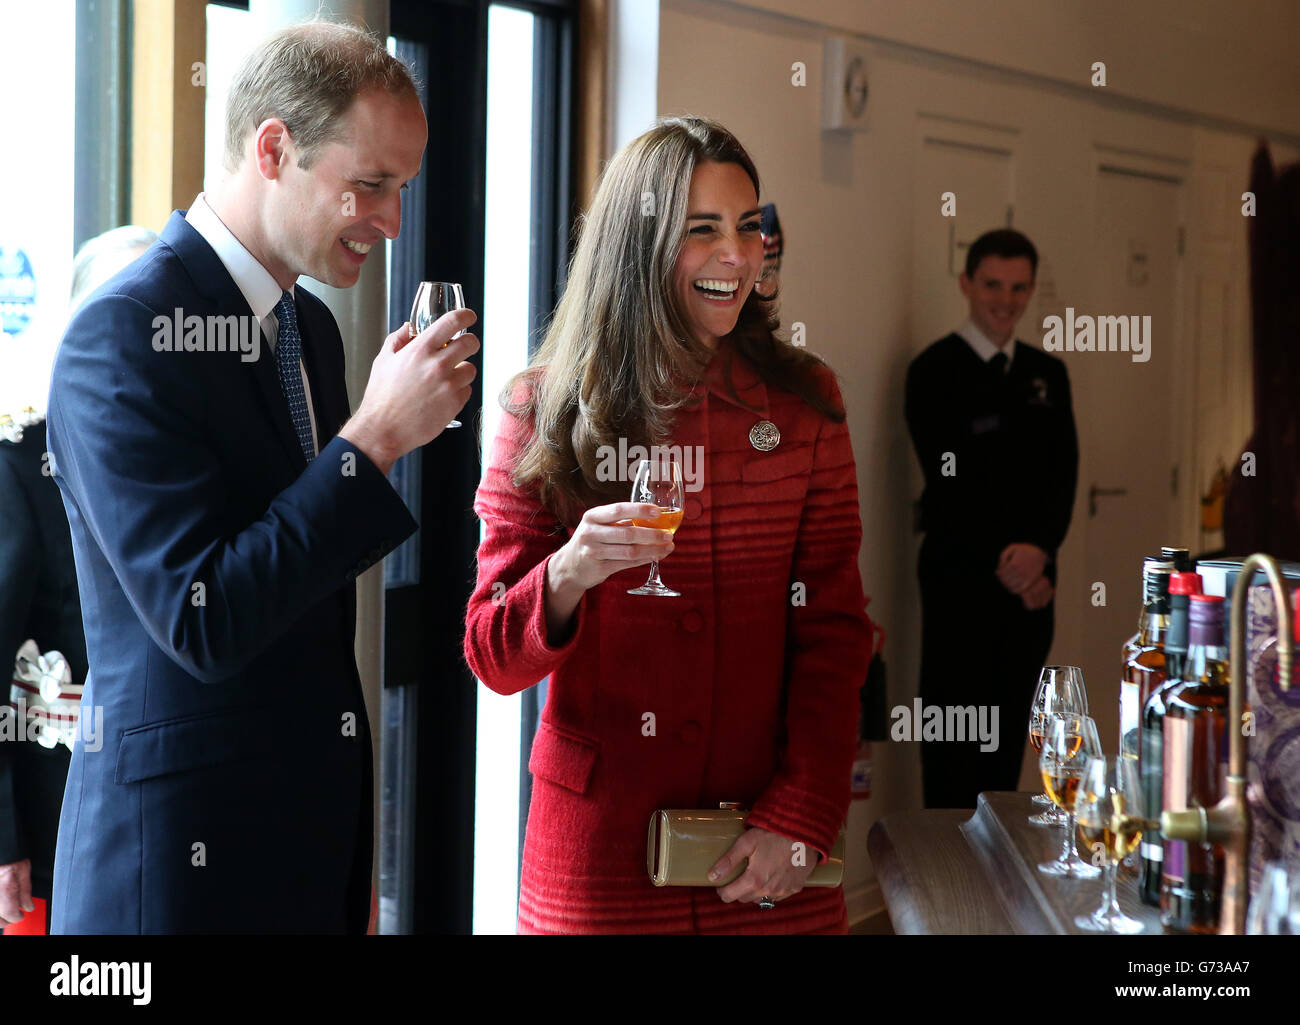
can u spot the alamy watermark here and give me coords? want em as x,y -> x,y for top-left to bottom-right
1042,308 -> 1151,363
594,439 -> 704,493
890,698 -> 1000,752
0,699 -> 103,752
50,957 -> 151,1005
151,309 -> 261,363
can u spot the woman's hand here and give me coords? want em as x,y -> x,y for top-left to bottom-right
709,827 -> 820,906
543,502 -> 675,642
553,502 -> 675,591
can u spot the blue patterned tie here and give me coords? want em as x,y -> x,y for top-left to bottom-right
273,290 -> 315,463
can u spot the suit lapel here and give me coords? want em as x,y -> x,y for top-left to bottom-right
249,321 -> 310,473
295,294 -> 350,444
159,212 -> 309,473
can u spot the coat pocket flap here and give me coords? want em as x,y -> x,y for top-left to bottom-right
528,721 -> 600,794
115,708 -> 278,784
741,445 -> 814,483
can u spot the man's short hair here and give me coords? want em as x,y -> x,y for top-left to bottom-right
224,20 -> 419,172
964,229 -> 1038,280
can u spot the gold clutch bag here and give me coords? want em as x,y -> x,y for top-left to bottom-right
647,804 -> 845,887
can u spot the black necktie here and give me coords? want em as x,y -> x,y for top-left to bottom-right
989,352 -> 1008,376
274,291 -> 315,464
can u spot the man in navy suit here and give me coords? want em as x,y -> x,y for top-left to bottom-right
45,21 -> 477,933
905,229 -> 1078,809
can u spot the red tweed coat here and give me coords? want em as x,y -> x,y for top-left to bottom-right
464,340 -> 873,934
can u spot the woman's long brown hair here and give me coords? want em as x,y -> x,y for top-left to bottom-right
505,116 -> 845,525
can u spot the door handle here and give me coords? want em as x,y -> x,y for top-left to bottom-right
1089,484 -> 1128,519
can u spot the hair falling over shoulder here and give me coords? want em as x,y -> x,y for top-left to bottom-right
504,116 -> 846,526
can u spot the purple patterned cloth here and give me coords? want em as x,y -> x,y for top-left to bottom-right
1245,583 -> 1300,895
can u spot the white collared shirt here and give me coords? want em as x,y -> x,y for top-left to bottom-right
957,318 -> 1014,373
185,194 -> 318,456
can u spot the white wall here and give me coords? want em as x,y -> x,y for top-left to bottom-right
728,0 -> 1300,140
653,0 -> 1300,927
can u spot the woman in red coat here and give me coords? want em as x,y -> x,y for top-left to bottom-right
464,116 -> 873,934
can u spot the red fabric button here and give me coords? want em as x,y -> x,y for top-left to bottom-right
685,497 -> 703,520
681,610 -> 704,633
677,720 -> 702,744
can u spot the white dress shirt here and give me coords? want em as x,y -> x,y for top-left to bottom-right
957,318 -> 1014,374
184,194 -> 318,455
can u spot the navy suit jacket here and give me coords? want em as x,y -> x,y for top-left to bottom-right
45,211 -> 417,933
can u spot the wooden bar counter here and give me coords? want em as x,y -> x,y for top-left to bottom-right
868,791 -> 1164,934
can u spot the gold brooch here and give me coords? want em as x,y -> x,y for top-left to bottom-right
749,420 -> 780,451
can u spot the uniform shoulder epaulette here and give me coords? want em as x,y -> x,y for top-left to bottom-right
0,406 -> 43,444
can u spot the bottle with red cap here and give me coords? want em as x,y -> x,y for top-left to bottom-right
1269,587 -> 1300,691
1139,570 -> 1202,905
1160,592 -> 1229,932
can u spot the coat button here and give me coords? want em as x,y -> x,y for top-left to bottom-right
677,720 -> 702,744
681,609 -> 704,633
684,497 -> 702,520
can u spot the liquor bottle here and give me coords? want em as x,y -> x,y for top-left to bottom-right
1139,570 -> 1202,905
1161,594 -> 1229,933
1120,558 -> 1174,760
1160,546 -> 1191,573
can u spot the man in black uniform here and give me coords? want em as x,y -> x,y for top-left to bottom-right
0,412 -> 87,932
905,229 -> 1078,808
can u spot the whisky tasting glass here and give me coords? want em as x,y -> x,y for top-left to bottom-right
627,457 -> 684,597
1037,712 -> 1102,878
1029,666 -> 1088,825
410,281 -> 466,429
1073,754 -> 1145,933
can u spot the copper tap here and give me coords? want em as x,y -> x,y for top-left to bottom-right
1160,553 -> 1293,934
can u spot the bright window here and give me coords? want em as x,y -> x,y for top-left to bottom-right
0,2 -> 77,416
473,2 -> 536,936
